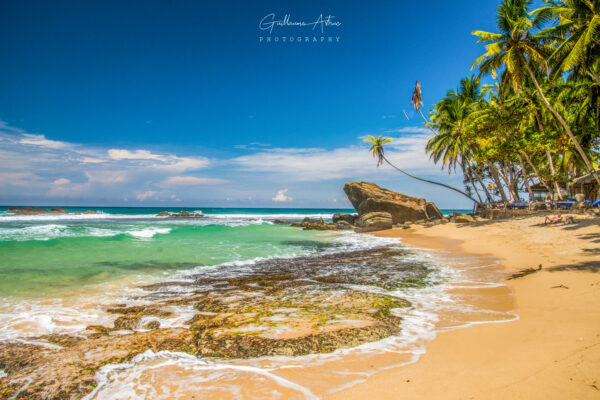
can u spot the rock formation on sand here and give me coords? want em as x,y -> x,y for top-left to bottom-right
355,212 -> 393,232
343,182 -> 443,225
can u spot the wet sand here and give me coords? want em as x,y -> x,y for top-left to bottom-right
328,215 -> 600,400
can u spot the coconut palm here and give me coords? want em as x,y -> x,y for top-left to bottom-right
534,0 -> 600,83
364,135 -> 481,204
471,0 -> 600,185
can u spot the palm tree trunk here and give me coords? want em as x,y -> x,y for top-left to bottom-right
524,61 -> 600,186
497,161 -> 517,201
471,161 -> 493,201
522,151 -> 553,194
517,154 -> 534,202
469,159 -> 493,200
545,148 -> 564,200
462,159 -> 483,204
488,162 -> 509,203
382,155 -> 480,205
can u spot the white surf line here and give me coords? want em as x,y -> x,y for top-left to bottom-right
83,350 -> 319,400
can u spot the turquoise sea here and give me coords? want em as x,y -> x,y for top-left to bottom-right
0,206 -> 468,298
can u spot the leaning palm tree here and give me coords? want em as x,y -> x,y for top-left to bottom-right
364,135 -> 481,204
471,0 -> 600,185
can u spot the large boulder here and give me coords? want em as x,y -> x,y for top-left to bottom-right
355,211 -> 393,232
343,182 -> 443,224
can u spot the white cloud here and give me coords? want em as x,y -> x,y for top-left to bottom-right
272,189 -> 293,202
136,191 -> 156,201
19,134 -> 69,149
385,126 -> 432,134
80,157 -> 107,164
157,176 -> 227,187
151,156 -> 209,172
84,170 -> 129,184
108,149 -> 209,172
108,149 -> 165,161
52,178 -> 71,185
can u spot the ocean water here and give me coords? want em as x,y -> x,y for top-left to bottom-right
1,206 -> 511,399
0,207 -> 467,298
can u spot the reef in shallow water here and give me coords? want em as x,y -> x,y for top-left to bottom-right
0,247 -> 435,399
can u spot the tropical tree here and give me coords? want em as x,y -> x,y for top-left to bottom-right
534,0 -> 600,83
471,0 -> 600,185
364,135 -> 481,204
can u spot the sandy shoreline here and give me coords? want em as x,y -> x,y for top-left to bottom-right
327,214 -> 600,400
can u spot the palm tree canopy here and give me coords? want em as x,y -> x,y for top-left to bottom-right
364,135 -> 393,167
471,0 -> 550,92
533,0 -> 600,79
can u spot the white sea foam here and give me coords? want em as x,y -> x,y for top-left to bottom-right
83,350 -> 319,400
127,227 -> 171,239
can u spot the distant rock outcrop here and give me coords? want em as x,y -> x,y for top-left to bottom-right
155,211 -> 204,217
343,182 -> 443,224
7,207 -> 95,215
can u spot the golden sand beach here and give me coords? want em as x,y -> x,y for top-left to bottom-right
328,214 -> 600,400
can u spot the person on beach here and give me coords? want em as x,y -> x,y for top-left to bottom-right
544,213 -> 562,224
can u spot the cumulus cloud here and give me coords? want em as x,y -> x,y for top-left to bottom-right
80,157 -> 107,164
272,189 -> 292,202
157,176 -> 227,187
52,178 -> 71,185
108,149 -> 165,161
18,134 -> 70,149
108,148 -> 209,172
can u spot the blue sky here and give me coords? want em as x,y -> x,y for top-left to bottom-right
0,0 -> 527,208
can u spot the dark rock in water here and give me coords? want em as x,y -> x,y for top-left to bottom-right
343,182 -> 443,224
157,211 -> 205,217
7,206 -> 51,215
50,208 -> 68,214
272,219 -> 297,224
297,217 -> 337,230
332,213 -> 358,225
142,320 -> 161,330
335,220 -> 353,230
302,217 -> 323,224
302,221 -> 337,231
355,211 -> 393,232
83,210 -> 97,214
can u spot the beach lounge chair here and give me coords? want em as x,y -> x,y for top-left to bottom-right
508,203 -> 529,209
556,201 -> 575,209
